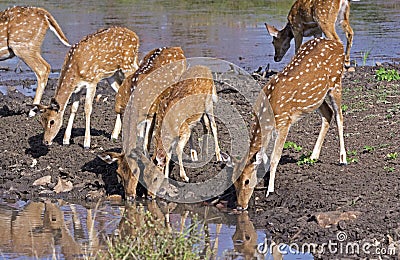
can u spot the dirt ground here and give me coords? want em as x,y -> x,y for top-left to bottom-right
0,64 -> 399,258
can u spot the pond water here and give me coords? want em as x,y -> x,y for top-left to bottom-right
0,0 -> 399,75
0,198 -> 314,259
0,0 -> 399,258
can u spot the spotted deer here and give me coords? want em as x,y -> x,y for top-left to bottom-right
154,65 -> 222,182
112,46 -> 187,155
37,27 -> 139,149
225,38 -> 347,210
0,6 -> 70,114
265,0 -> 353,67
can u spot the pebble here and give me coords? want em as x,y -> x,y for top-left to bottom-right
347,67 -> 356,72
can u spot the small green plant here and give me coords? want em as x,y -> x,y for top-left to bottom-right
375,68 -> 400,82
297,153 -> 317,166
387,152 -> 398,160
284,141 -> 302,152
363,145 -> 375,153
347,150 -> 358,164
341,104 -> 349,112
361,49 -> 372,66
384,166 -> 395,172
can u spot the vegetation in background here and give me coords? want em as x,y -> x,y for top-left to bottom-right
361,49 -> 372,66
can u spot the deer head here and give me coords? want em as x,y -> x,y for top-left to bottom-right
98,152 -> 139,201
265,23 -> 293,62
37,98 -> 63,146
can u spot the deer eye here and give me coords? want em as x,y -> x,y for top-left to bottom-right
49,120 -> 55,126
244,179 -> 250,186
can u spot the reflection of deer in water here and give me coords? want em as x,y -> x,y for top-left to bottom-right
232,212 -> 283,259
0,201 -> 100,258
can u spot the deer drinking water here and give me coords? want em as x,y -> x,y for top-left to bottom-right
265,0 -> 353,67
37,27 -> 139,149
0,6 -> 70,115
225,38 -> 347,210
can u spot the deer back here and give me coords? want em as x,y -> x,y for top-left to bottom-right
0,7 -> 59,50
115,46 -> 186,116
57,27 -> 139,91
265,37 -> 344,128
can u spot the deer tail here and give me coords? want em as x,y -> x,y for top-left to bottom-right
43,9 -> 71,47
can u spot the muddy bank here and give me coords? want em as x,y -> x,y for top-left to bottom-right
0,64 -> 399,258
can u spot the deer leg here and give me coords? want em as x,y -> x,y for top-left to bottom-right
188,135 -> 198,162
176,124 -> 191,182
340,4 -> 354,67
143,115 -> 156,158
205,111 -> 222,162
64,92 -> 81,145
200,114 -> 211,160
164,148 -> 173,179
111,114 -> 122,141
267,125 -> 290,197
319,21 -> 341,42
328,85 -> 347,165
13,49 -> 50,116
310,101 -> 333,161
83,83 -> 97,149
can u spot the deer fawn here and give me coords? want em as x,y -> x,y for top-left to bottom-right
0,6 -> 70,115
112,47 -> 187,154
225,38 -> 347,210
265,0 -> 353,67
37,27 -> 139,149
154,65 -> 222,182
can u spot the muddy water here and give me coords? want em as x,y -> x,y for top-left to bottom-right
0,198 -> 313,259
0,0 -> 399,74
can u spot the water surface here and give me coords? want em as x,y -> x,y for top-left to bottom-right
0,0 -> 398,75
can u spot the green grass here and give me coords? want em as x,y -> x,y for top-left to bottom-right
361,49 -> 372,66
297,152 -> 317,166
387,152 -> 398,160
347,150 -> 359,164
284,141 -> 302,152
363,145 -> 375,153
97,205 -> 209,260
376,68 -> 400,82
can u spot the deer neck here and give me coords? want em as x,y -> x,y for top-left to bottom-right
53,71 -> 81,113
284,23 -> 295,40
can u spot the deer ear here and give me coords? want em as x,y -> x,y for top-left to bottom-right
27,104 -> 47,116
265,23 -> 278,37
220,151 -> 238,167
50,98 -> 60,112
